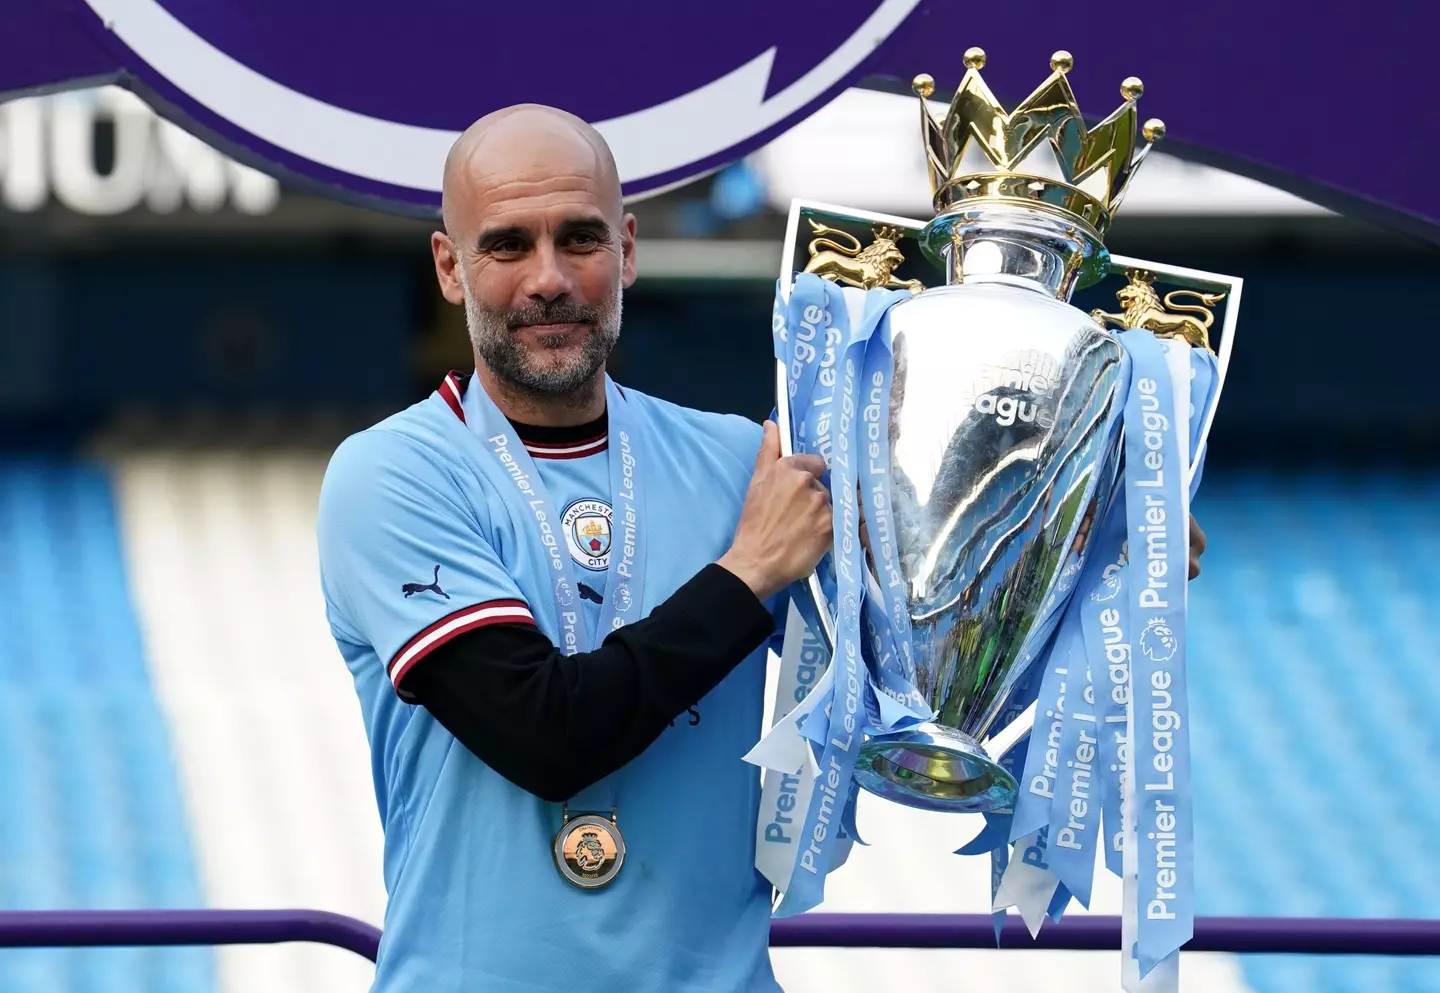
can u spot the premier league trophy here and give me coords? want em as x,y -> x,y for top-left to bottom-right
752,48 -> 1241,964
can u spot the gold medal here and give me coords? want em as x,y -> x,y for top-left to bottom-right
553,809 -> 625,889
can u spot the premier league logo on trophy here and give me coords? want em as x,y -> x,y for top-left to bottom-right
751,48 -> 1242,976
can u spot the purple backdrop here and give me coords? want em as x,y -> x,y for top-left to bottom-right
1,0 -> 1432,240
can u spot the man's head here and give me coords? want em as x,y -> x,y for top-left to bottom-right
433,105 -> 636,399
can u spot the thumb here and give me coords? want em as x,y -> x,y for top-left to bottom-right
756,420 -> 781,467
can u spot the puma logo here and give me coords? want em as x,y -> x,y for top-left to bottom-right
578,582 -> 604,605
402,565 -> 449,599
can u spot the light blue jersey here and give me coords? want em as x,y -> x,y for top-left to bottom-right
317,371 -> 783,992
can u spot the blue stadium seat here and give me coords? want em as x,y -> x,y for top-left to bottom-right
1190,470 -> 1440,993
0,458 -> 212,993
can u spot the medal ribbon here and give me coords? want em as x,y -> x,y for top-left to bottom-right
464,376 -> 646,817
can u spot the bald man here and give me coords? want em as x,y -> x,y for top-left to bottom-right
316,105 -> 830,991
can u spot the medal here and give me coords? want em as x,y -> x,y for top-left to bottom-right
553,808 -> 625,889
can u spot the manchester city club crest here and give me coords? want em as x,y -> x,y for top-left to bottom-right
562,499 -> 613,572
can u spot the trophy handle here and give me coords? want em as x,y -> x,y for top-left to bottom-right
773,356 -> 838,655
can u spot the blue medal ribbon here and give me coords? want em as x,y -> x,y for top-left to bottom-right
465,376 -> 646,817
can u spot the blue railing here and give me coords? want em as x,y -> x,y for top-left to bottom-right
1,910 -> 1439,962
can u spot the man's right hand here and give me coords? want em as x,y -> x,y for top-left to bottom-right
718,420 -> 832,602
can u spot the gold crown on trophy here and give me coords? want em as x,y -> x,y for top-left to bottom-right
913,48 -> 1164,238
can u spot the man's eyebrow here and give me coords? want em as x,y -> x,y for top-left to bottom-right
555,217 -> 612,239
475,225 -> 529,251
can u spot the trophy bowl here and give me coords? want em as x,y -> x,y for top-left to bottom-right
846,227 -> 1129,813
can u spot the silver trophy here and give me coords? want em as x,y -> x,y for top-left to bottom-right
775,48 -> 1241,814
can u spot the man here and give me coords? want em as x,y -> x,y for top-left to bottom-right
317,103 -> 1210,992
317,104 -> 831,993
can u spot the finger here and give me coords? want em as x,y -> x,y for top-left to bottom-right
1189,556 -> 1201,580
784,453 -> 828,479
1189,515 -> 1207,556
756,420 -> 780,468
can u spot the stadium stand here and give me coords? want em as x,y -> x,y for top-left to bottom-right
0,457 -> 211,993
108,447 -> 385,993
5,439 -> 1437,992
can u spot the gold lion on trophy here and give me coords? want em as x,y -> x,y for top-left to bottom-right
803,218 -> 924,293
1089,269 -> 1225,351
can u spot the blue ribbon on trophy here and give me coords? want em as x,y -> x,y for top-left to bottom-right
985,332 -> 1219,989
745,273 -> 932,914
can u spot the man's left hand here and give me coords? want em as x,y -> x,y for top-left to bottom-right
1189,515 -> 1207,579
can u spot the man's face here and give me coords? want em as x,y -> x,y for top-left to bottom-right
433,128 -> 637,396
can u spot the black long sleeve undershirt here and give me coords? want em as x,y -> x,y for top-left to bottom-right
402,563 -> 775,804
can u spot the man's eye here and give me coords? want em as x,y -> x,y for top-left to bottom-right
492,240 -> 523,254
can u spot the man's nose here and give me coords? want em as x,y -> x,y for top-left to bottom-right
522,243 -> 573,302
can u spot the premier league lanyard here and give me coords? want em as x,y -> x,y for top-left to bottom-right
465,375 -> 647,889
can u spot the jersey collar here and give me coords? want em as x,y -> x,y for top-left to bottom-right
439,370 -> 609,460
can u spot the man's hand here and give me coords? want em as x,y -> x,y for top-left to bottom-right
718,421 -> 832,601
1189,514 -> 1207,579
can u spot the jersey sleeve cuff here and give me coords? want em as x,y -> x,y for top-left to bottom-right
389,600 -> 536,699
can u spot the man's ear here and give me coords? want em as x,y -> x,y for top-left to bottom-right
432,231 -> 467,306
619,213 -> 638,289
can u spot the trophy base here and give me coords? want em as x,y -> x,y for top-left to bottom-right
853,724 -> 1017,814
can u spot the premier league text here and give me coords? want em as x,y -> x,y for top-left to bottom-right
1027,665 -> 1066,801
800,355 -> 862,877
1097,591 -> 1132,858
1131,376 -> 1185,923
614,431 -> 639,578
1053,667 -> 1097,853
796,303 -> 843,463
489,432 -> 579,653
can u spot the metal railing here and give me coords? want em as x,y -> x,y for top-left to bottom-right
1,909 -> 1439,963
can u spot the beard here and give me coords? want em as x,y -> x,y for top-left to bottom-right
461,281 -> 622,397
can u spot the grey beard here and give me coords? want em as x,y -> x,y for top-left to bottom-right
462,283 -> 622,397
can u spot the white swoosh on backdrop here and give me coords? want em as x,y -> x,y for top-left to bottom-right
80,0 -> 923,191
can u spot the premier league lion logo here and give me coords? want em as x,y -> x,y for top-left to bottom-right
575,831 -> 606,872
1139,618 -> 1179,662
555,578 -> 575,608
1091,569 -> 1123,602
